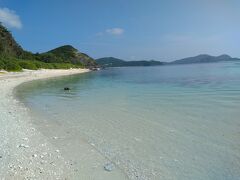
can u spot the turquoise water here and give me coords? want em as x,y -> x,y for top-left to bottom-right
16,62 -> 240,180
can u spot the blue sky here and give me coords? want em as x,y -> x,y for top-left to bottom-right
0,0 -> 239,61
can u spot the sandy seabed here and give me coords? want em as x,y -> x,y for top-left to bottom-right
0,69 -> 128,180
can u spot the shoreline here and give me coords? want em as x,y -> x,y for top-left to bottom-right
0,69 -> 128,179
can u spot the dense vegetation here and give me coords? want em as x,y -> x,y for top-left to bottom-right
0,55 -> 83,71
96,57 -> 164,67
0,23 -> 97,71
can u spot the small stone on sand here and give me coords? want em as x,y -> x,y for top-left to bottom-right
32,154 -> 37,158
18,144 -> 29,148
104,163 -> 115,172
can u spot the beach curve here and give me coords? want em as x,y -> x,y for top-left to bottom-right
0,69 -> 128,180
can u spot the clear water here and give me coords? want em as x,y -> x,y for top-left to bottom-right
16,62 -> 240,180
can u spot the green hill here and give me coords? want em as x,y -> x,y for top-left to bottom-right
41,45 -> 97,67
0,23 -> 97,71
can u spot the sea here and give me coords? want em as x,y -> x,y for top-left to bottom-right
16,62 -> 240,180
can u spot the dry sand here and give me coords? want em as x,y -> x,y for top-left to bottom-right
0,69 -> 128,180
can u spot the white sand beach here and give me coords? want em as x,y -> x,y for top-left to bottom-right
0,69 -> 128,180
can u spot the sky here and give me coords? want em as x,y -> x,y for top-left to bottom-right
0,0 -> 239,61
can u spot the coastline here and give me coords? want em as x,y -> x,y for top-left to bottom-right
0,69 -> 128,179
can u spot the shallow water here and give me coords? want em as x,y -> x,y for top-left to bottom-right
16,62 -> 240,180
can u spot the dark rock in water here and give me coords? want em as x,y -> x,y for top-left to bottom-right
104,163 -> 115,172
64,87 -> 70,91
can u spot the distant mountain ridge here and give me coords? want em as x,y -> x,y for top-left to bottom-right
96,57 -> 164,67
170,54 -> 239,65
96,54 -> 240,67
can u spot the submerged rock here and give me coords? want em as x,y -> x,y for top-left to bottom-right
64,87 -> 70,91
104,162 -> 115,172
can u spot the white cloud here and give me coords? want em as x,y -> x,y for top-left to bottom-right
106,28 -> 124,35
0,7 -> 22,29
96,28 -> 125,37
